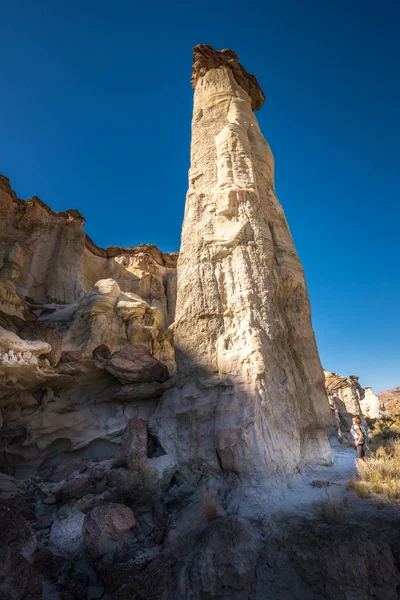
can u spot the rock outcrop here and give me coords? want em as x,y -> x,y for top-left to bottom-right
151,45 -> 332,479
2,45 -> 396,600
0,179 -> 177,477
378,386 -> 400,417
0,175 -> 177,325
324,371 -> 383,441
360,385 -> 381,419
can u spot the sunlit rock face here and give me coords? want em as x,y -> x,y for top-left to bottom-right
325,371 -> 383,441
151,45 -> 332,479
0,177 -> 177,476
324,371 -> 364,442
0,175 -> 177,326
360,386 -> 381,419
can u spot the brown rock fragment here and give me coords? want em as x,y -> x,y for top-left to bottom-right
84,503 -> 136,557
120,418 -> 148,463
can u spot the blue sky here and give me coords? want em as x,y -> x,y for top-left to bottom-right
1,0 -> 399,392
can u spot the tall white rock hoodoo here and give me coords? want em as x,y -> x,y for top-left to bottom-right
152,45 -> 332,478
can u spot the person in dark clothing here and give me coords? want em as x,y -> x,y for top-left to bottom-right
350,416 -> 367,468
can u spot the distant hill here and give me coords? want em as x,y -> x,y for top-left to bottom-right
378,387 -> 400,416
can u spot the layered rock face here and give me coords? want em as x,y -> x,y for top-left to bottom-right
0,180 -> 177,477
324,371 -> 382,441
152,45 -> 332,478
0,175 -> 177,324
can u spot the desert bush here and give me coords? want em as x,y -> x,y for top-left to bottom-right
312,492 -> 348,523
349,439 -> 400,499
124,459 -> 158,507
203,494 -> 219,521
112,455 -> 129,469
346,479 -> 371,498
369,416 -> 400,449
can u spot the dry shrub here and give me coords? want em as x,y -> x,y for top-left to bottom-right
312,492 -> 348,523
124,459 -> 158,507
369,416 -> 400,450
112,454 -> 129,469
203,494 -> 219,521
347,479 -> 371,498
353,440 -> 400,499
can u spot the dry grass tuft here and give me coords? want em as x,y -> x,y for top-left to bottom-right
203,494 -> 219,521
368,416 -> 400,449
112,454 -> 129,469
312,491 -> 348,523
349,439 -> 400,499
124,459 -> 158,506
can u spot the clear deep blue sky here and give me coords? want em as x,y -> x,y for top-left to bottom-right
1,0 -> 399,392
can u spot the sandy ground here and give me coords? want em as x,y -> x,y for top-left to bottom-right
232,439 -> 400,519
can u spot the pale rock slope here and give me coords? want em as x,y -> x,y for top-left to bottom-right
151,45 -> 332,479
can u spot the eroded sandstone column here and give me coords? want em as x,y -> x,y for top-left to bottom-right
153,45 -> 332,478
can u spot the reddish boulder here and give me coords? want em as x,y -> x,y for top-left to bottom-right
120,419 -> 148,463
49,458 -> 87,482
56,475 -> 94,501
61,350 -> 83,362
105,344 -> 169,384
84,503 -> 136,557
92,344 -> 111,360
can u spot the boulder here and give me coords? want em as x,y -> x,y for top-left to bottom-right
120,418 -> 148,463
49,505 -> 85,558
49,457 -> 87,482
105,344 -> 169,384
84,503 -> 136,557
56,475 -> 94,501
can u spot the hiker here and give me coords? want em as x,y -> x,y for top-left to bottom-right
351,416 -> 367,468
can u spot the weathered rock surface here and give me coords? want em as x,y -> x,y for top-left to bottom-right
0,176 -> 177,321
120,418 -> 148,462
360,385 -> 382,419
325,371 -> 383,441
84,503 -> 136,557
0,182 -> 175,477
49,505 -> 85,558
151,45 -> 332,479
105,344 -> 170,384
325,371 -> 364,441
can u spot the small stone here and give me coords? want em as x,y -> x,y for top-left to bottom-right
43,495 -> 57,504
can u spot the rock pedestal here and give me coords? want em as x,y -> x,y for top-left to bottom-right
151,45 -> 332,478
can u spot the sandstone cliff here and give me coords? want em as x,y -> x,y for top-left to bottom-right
0,179 -> 177,477
150,44 -> 332,480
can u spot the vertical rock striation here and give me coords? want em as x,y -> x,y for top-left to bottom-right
152,45 -> 332,479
